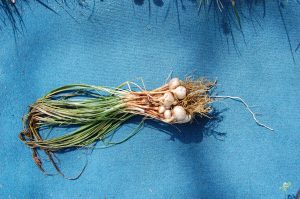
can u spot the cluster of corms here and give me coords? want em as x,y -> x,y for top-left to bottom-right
158,78 -> 191,124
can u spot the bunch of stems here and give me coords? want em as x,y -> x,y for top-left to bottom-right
20,79 -> 215,176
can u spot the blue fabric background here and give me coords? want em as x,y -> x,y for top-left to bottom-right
0,1 -> 300,198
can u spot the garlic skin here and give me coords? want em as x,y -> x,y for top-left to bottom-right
168,78 -> 180,90
163,92 -> 175,108
158,106 -> 166,114
164,110 -> 172,119
172,106 -> 187,121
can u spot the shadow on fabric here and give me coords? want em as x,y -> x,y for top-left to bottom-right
142,109 -> 226,144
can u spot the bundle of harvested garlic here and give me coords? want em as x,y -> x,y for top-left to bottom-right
19,77 -> 271,177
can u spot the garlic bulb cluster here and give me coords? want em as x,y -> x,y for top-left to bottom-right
158,78 -> 191,123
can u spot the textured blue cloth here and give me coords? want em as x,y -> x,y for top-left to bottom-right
0,1 -> 300,198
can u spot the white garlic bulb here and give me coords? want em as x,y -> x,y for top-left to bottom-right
178,115 -> 192,123
168,78 -> 180,90
164,110 -> 172,119
172,86 -> 187,100
163,92 -> 175,108
158,106 -> 166,114
172,106 -> 187,121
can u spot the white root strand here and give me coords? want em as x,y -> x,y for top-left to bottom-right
211,95 -> 274,131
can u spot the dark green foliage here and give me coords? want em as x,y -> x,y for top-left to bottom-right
0,0 -> 26,32
0,0 -> 86,32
